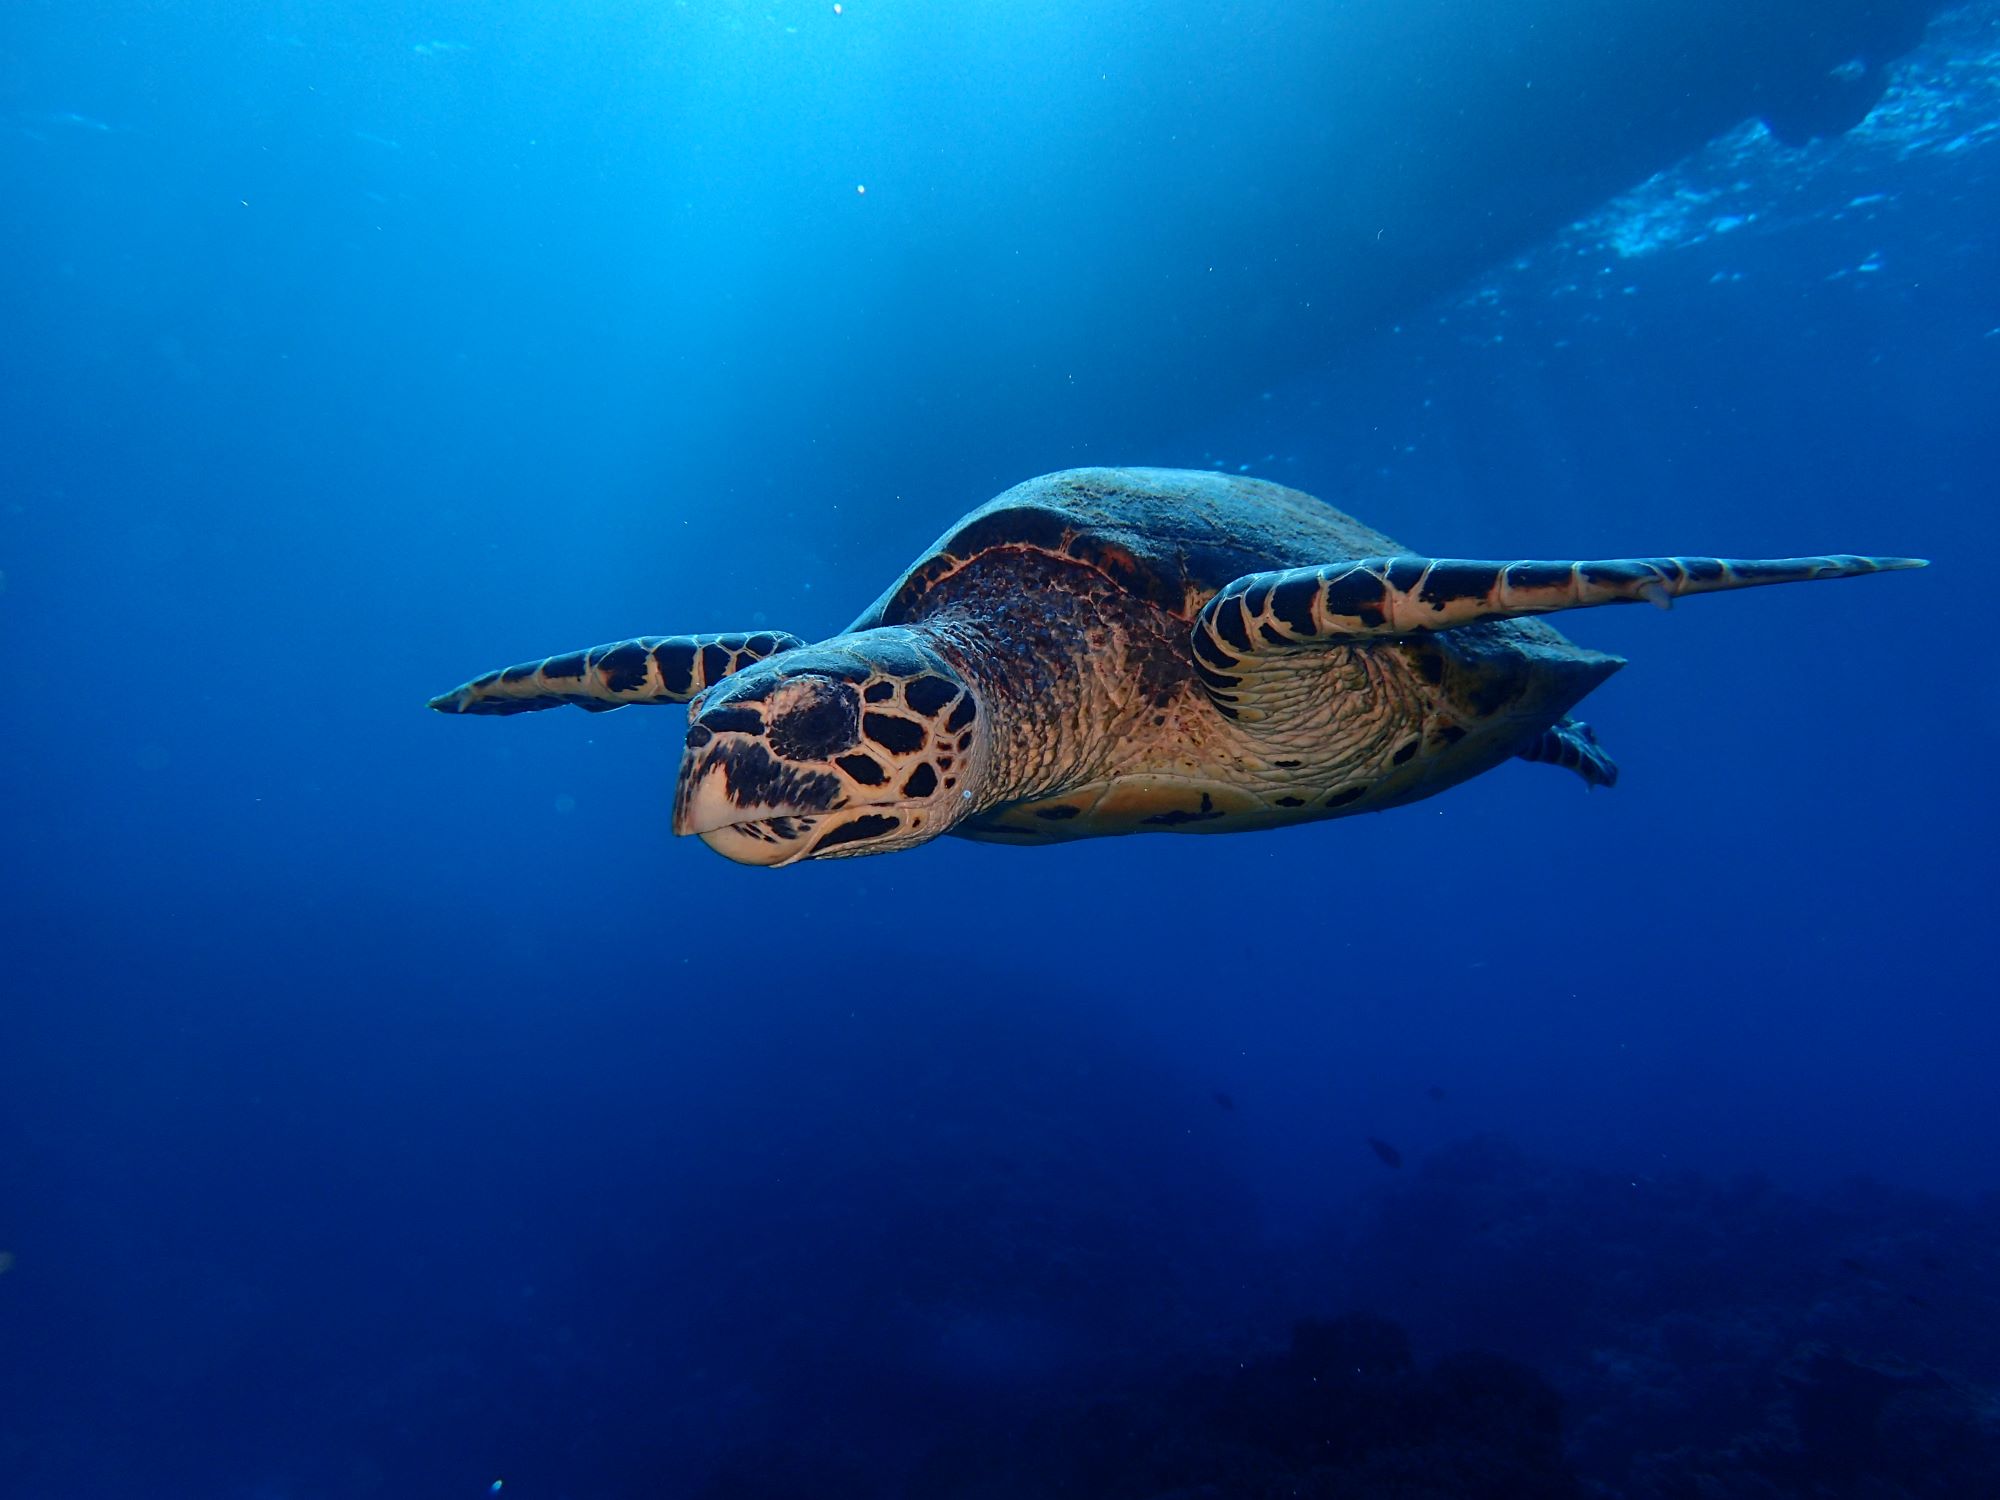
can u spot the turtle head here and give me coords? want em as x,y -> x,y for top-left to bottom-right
671,630 -> 985,867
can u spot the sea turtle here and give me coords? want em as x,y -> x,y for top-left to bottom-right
430,467 -> 1920,867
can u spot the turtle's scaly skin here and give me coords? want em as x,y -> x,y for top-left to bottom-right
430,467 -> 1923,866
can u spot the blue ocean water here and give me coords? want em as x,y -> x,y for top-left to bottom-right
2,2 -> 1996,1496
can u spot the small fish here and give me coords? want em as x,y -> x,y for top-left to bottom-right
1425,1084 -> 1447,1103
1212,1090 -> 1236,1111
1837,1257 -> 1873,1278
1365,1137 -> 1402,1168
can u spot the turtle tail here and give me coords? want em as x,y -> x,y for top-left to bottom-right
429,631 -> 803,715
1518,716 -> 1619,789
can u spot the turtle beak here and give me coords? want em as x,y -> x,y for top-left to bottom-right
671,752 -> 749,838
670,728 -> 844,867
693,820 -> 819,868
671,744 -> 831,835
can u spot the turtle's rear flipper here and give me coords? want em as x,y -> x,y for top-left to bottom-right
1518,716 -> 1618,790
429,631 -> 803,715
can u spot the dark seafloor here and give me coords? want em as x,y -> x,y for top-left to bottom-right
1,2 -> 1997,1497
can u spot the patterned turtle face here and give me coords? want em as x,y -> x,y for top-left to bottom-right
671,631 -> 984,866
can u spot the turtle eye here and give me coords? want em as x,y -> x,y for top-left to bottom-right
768,678 -> 861,761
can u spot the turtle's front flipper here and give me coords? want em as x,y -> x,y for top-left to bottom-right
429,631 -> 804,715
1193,552 -> 1924,707
1199,553 -> 1924,652
1518,716 -> 1618,789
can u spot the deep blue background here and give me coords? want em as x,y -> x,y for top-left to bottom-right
2,2 -> 1995,1496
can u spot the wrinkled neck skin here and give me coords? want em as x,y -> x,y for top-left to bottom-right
885,546 -> 1200,831
912,599 -> 1142,818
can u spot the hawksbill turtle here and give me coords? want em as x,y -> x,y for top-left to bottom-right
430,467 -> 1921,867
